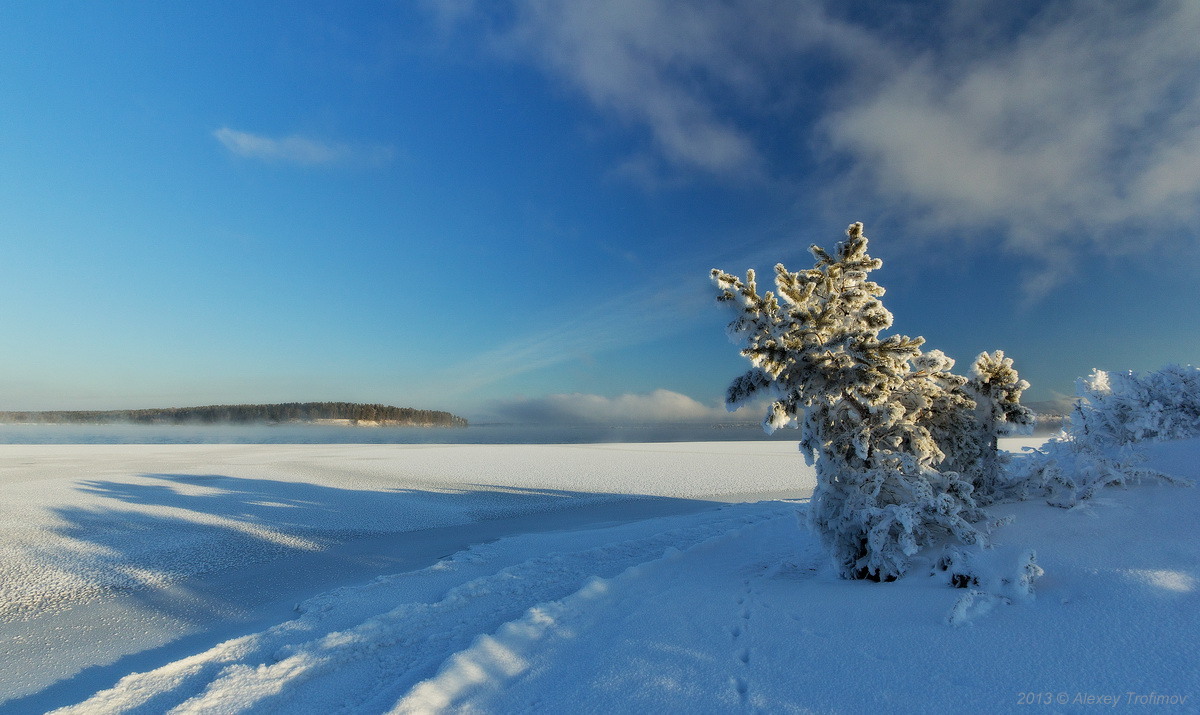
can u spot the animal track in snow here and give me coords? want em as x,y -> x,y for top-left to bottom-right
727,574 -> 762,707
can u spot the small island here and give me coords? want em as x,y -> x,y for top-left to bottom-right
0,402 -> 468,427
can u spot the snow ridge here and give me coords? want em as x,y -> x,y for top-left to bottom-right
54,503 -> 790,714
394,526 -> 762,712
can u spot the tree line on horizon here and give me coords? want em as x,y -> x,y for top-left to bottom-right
0,402 -> 468,427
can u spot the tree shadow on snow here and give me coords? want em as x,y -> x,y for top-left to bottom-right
4,472 -> 716,712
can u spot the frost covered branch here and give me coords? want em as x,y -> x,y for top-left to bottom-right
1012,364 -> 1199,507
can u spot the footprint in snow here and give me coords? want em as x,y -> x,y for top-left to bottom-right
732,676 -> 750,704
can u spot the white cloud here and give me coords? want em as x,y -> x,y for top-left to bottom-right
438,0 -> 1200,292
213,127 -> 393,166
450,0 -> 869,180
501,1 -> 757,176
491,389 -> 757,424
823,0 -> 1200,292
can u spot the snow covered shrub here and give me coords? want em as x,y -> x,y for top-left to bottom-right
935,544 -> 1041,597
1074,365 -> 1200,444
943,546 -> 1043,627
1013,365 -> 1198,507
712,222 -> 1028,581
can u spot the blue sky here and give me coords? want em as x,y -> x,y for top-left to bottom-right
1,1 -> 1198,422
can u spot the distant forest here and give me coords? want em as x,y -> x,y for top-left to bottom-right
0,402 -> 468,427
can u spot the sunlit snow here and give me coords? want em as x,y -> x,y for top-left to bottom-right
0,437 -> 1195,712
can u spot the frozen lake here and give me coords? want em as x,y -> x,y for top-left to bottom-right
0,440 -> 808,710
0,419 -> 1066,446
0,422 -> 809,446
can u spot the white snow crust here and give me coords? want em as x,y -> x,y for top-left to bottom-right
0,437 -> 1196,713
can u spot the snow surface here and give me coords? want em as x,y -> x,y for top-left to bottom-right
1,437 -> 1196,713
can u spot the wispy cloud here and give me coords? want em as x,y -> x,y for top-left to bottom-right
436,0 -> 1200,293
823,0 -> 1200,294
213,127 -> 394,166
500,2 -> 762,178
431,277 -> 715,400
435,0 -> 866,181
410,212 -> 824,407
490,389 -> 756,424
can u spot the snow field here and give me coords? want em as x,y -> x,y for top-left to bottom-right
0,441 -> 805,708
62,504 -> 783,714
0,442 -> 804,620
1,437 -> 1196,712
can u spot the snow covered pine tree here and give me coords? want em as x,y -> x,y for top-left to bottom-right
712,222 -> 1031,580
